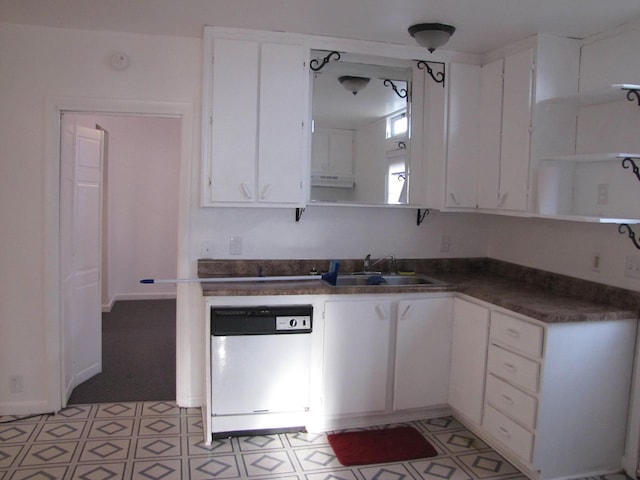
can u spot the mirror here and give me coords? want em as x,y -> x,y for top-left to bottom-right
309,51 -> 414,205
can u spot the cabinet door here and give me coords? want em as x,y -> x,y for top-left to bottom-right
257,42 -> 306,204
446,63 -> 481,208
210,38 -> 259,203
499,48 -> 533,211
477,58 -> 503,209
322,300 -> 391,415
394,298 -> 453,410
448,297 -> 490,425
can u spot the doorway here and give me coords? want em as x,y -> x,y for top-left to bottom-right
59,112 -> 182,405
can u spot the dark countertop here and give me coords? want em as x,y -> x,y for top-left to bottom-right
200,269 -> 639,324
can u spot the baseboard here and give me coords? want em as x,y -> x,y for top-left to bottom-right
0,400 -> 52,417
102,292 -> 177,312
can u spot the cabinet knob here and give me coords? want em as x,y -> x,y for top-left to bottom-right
505,328 -> 520,338
503,363 -> 517,373
260,183 -> 272,200
374,304 -> 387,320
241,183 -> 253,199
500,394 -> 515,405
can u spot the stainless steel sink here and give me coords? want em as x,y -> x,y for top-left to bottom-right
329,274 -> 444,287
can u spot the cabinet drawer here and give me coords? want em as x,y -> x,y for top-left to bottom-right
491,312 -> 543,357
485,374 -> 537,429
487,345 -> 540,392
484,405 -> 534,463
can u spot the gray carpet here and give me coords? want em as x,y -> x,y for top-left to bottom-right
67,299 -> 176,404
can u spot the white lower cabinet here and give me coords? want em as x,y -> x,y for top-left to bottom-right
448,297 -> 490,425
322,299 -> 392,416
482,309 -> 637,480
394,298 -> 453,410
321,295 -> 453,418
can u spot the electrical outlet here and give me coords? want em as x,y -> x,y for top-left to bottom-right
9,375 -> 23,394
625,256 -> 640,279
440,235 -> 451,253
229,236 -> 242,255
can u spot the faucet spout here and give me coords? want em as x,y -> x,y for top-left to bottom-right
364,254 -> 372,271
362,254 -> 396,274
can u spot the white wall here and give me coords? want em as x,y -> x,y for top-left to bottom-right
63,114 -> 181,308
487,21 -> 640,292
0,22 -> 201,414
487,215 -> 640,291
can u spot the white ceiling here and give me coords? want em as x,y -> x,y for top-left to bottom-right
2,0 -> 640,54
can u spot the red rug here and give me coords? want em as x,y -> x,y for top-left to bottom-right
327,426 -> 437,466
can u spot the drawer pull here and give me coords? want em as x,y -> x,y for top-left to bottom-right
505,328 -> 520,338
503,363 -> 517,373
500,394 -> 514,405
498,426 -> 512,438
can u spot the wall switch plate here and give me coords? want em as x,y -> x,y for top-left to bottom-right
625,256 -> 640,279
229,236 -> 242,255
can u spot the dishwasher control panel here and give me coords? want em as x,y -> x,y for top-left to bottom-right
211,305 -> 313,335
276,315 -> 311,331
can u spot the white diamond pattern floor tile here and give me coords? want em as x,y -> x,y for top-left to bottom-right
0,404 -> 631,480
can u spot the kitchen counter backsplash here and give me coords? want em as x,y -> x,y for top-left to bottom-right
198,257 -> 640,315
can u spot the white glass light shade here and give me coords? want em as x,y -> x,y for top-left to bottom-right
408,23 -> 456,53
338,76 -> 370,95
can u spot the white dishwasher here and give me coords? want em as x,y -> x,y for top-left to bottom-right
210,305 -> 313,436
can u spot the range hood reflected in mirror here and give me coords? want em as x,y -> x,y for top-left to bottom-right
310,51 -> 412,205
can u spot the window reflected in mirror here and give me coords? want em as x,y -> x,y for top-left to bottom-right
310,51 -> 412,205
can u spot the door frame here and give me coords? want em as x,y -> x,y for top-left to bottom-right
45,97 -> 194,412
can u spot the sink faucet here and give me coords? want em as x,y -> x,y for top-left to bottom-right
363,254 -> 396,274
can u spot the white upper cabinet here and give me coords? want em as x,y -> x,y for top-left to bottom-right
202,28 -> 308,206
477,58 -> 503,209
445,62 -> 481,208
476,48 -> 534,212
499,48 -> 534,211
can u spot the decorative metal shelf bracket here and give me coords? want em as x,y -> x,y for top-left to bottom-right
625,88 -> 640,106
621,157 -> 640,182
417,209 -> 430,226
295,207 -> 305,222
310,51 -> 341,72
416,61 -> 446,87
383,79 -> 408,99
619,224 -> 640,250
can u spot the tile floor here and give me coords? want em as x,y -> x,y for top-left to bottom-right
0,401 -> 624,480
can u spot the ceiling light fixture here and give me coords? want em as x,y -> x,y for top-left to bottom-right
339,76 -> 370,95
408,23 -> 456,53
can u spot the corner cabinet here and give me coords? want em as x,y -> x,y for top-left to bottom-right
482,308 -> 637,480
202,28 -> 309,206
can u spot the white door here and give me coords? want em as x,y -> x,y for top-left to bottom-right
60,121 -> 104,404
